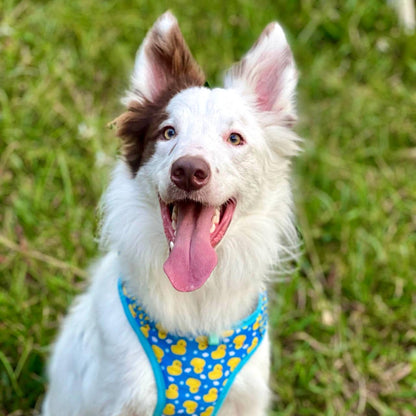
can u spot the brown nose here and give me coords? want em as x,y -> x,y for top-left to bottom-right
171,156 -> 211,192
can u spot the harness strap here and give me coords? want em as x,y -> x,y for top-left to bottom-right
118,279 -> 268,416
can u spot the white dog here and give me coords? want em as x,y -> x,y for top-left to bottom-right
43,12 -> 300,416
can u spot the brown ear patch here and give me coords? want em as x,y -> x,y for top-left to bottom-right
115,17 -> 206,176
147,20 -> 205,99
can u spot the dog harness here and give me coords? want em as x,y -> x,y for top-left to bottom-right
118,279 -> 268,416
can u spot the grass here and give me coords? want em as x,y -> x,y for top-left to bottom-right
1,0 -> 415,415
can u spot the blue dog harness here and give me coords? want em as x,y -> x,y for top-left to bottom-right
118,279 -> 268,416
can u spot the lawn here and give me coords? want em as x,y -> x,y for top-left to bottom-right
1,0 -> 415,415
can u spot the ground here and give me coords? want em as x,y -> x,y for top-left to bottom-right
0,0 -> 415,415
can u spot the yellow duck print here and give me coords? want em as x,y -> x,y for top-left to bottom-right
253,315 -> 261,330
185,378 -> 201,393
233,334 -> 246,350
156,323 -> 167,339
211,344 -> 226,360
190,357 -> 206,374
128,304 -> 137,318
201,407 -> 214,416
203,388 -> 218,403
151,345 -> 164,363
163,403 -> 175,415
208,364 -> 223,380
196,336 -> 208,350
167,360 -> 183,376
183,400 -> 198,414
166,384 -> 179,399
247,337 -> 259,353
171,339 -> 187,355
227,357 -> 241,371
140,324 -> 150,338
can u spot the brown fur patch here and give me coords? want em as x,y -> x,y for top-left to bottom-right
147,19 -> 205,98
114,99 -> 167,175
115,19 -> 205,175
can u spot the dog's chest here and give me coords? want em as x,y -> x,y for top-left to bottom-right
119,280 -> 268,416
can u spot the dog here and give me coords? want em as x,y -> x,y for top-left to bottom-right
42,11 -> 300,416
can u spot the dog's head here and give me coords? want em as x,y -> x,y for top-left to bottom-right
108,12 -> 300,292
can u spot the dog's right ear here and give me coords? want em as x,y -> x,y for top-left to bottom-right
224,22 -> 298,127
125,11 -> 205,104
112,12 -> 205,175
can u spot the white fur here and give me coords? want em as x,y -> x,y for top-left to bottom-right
224,22 -> 298,125
43,13 -> 300,416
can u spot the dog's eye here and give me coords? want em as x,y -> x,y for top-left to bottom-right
162,126 -> 177,140
227,133 -> 244,146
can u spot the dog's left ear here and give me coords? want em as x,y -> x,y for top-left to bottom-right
224,22 -> 297,127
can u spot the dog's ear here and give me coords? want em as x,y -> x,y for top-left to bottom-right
112,12 -> 205,175
224,22 -> 297,126
127,11 -> 205,103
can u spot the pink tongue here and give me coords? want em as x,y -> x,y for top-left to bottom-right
163,201 -> 217,292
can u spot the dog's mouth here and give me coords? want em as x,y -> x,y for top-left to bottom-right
159,198 -> 236,292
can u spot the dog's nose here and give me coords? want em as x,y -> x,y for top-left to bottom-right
171,156 -> 211,192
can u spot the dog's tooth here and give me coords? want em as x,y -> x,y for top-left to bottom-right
213,208 -> 220,225
170,241 -> 174,250
210,223 -> 216,233
172,205 -> 178,221
172,220 -> 176,231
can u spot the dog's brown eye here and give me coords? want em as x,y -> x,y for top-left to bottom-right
162,126 -> 176,140
227,133 -> 244,146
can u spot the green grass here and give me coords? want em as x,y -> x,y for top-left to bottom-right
1,0 -> 415,415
